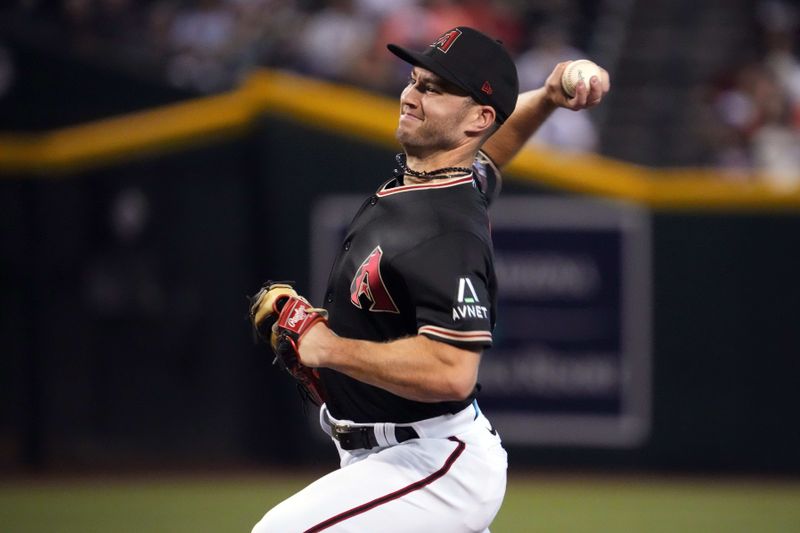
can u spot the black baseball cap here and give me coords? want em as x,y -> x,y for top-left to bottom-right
387,27 -> 519,123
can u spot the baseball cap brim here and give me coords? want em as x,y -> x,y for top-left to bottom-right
387,44 -> 471,97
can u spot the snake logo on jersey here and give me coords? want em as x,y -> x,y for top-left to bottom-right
350,245 -> 400,313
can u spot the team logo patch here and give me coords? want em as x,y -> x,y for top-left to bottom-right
452,276 -> 489,321
431,29 -> 462,53
350,246 -> 400,313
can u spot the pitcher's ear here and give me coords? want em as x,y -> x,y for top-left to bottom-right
467,104 -> 496,137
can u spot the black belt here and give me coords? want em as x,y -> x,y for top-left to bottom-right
330,422 -> 419,451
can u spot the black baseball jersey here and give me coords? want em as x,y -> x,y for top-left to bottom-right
319,152 -> 501,423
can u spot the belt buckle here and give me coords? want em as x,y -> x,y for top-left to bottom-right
332,422 -> 351,440
332,422 -> 374,450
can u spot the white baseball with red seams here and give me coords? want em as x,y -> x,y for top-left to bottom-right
561,59 -> 601,97
251,402 -> 507,532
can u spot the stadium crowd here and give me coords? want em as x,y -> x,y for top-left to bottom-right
5,0 -> 602,152
2,0 -> 800,180
700,0 -> 800,188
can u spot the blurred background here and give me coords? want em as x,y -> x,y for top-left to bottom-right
1,0 -> 800,531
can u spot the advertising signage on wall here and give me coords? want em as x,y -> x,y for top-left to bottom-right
311,196 -> 651,448
481,198 -> 651,447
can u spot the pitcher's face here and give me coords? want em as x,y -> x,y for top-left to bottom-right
396,67 -> 476,153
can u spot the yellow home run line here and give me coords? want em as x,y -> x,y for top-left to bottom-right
1,68 -> 798,210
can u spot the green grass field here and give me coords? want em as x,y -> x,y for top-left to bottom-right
1,472 -> 798,532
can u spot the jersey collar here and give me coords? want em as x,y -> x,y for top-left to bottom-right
376,175 -> 474,197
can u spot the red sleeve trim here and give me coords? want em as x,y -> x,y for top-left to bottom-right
418,325 -> 492,344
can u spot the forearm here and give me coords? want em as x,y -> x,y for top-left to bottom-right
481,87 -> 557,169
482,61 -> 610,169
303,328 -> 480,403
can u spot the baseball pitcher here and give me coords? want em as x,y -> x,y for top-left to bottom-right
249,26 -> 609,533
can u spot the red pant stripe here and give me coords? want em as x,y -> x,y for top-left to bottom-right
305,437 -> 466,533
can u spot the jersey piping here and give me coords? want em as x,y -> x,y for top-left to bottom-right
418,325 -> 492,344
376,175 -> 475,197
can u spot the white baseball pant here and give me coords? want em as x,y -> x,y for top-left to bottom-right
251,401 -> 507,532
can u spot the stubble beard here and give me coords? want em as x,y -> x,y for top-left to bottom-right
395,117 -> 462,159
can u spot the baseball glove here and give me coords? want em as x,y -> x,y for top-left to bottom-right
249,281 -> 328,407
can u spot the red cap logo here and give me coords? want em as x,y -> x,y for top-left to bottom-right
481,81 -> 493,95
431,29 -> 462,53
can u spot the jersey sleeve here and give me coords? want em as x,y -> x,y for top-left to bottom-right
393,232 -> 494,349
473,150 -> 502,206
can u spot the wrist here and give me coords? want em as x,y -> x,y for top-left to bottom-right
539,86 -> 559,112
298,322 -> 337,368
322,327 -> 350,368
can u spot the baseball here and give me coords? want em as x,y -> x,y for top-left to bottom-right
561,59 -> 601,97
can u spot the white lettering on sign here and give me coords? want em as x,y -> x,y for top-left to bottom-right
495,253 -> 600,299
479,346 -> 620,397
